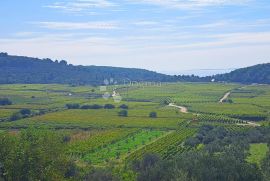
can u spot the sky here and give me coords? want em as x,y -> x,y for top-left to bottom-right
0,0 -> 270,75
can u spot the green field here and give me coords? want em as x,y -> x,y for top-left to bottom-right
1,82 -> 270,170
246,143 -> 269,166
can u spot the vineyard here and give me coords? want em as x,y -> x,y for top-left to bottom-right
67,128 -> 139,157
126,125 -> 198,161
0,82 -> 269,169
83,129 -> 167,165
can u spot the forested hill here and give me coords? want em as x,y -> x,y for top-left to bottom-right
0,52 -> 269,85
0,53 -> 174,85
212,63 -> 270,84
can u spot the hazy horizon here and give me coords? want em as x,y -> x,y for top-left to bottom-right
0,0 -> 270,73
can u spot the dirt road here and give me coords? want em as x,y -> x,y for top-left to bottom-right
168,103 -> 188,113
167,102 -> 260,127
219,92 -> 231,103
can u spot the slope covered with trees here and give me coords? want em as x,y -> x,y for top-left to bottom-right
0,52 -> 269,85
212,63 -> 270,84
0,53 -> 173,85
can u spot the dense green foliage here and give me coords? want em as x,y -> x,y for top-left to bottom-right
149,112 -> 157,118
1,53 -> 270,85
118,110 -> 128,117
0,128 -> 75,181
131,125 -> 270,181
212,63 -> 270,84
0,98 -> 12,105
0,53 -> 172,85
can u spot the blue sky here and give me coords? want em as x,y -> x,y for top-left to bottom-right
0,0 -> 270,75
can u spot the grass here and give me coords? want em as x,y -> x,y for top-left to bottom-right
246,143 -> 269,166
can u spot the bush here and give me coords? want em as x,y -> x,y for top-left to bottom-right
84,168 -> 117,181
0,98 -> 12,106
80,105 -> 92,109
91,104 -> 103,109
104,104 -> 115,109
119,104 -> 129,109
66,104 -> 80,109
118,110 -> 128,117
10,112 -> 23,121
38,110 -> 46,115
149,112 -> 157,118
0,128 -> 74,180
20,109 -> 31,115
81,104 -> 103,109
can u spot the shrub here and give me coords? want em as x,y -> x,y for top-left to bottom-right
20,109 -> 31,115
81,104 -> 103,109
91,104 -> 103,109
104,104 -> 115,109
149,112 -> 157,118
118,110 -> 128,117
0,128 -> 74,180
38,110 -> 46,115
66,104 -> 80,109
0,98 -> 12,106
63,135 -> 71,143
80,105 -> 92,109
119,104 -> 129,109
10,112 -> 23,121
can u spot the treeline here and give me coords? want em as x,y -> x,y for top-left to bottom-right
0,52 -> 210,85
1,52 -> 269,85
211,63 -> 270,84
0,53 -> 171,85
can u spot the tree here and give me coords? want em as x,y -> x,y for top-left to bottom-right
59,60 -> 67,65
10,112 -> 23,121
80,104 -> 103,109
84,168 -> 117,181
104,104 -> 115,109
66,103 -> 80,109
118,110 -> 128,117
0,128 -> 74,180
119,104 -> 128,109
0,52 -> 8,57
0,98 -> 12,106
20,108 -> 31,115
149,112 -> 157,118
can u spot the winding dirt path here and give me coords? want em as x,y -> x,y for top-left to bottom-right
219,92 -> 231,103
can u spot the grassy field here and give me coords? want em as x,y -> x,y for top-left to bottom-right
246,143 -> 269,166
1,83 -> 270,167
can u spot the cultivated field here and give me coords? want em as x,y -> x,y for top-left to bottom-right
0,82 -> 270,168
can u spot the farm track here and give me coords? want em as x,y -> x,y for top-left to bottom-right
219,92 -> 231,103
168,103 -> 188,113
168,102 -> 260,127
